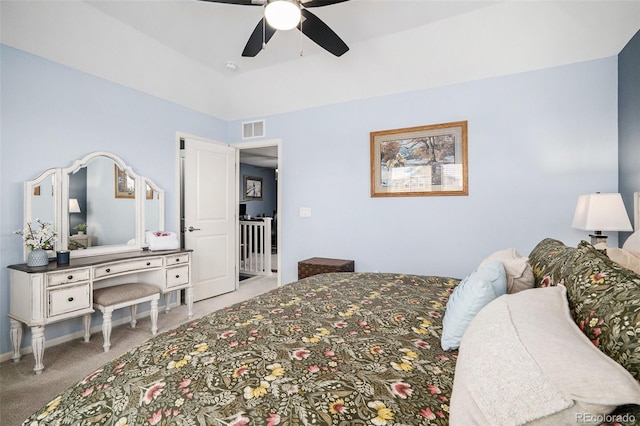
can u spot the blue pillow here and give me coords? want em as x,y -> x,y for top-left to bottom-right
441,260 -> 507,351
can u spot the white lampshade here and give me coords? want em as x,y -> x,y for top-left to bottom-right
69,198 -> 81,214
572,193 -> 632,240
265,0 -> 301,31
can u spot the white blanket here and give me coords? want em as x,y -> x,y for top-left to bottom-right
452,297 -> 572,425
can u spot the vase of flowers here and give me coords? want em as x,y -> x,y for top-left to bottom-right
74,223 -> 87,235
15,219 -> 57,267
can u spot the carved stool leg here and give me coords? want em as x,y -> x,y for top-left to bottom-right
31,326 -> 45,375
9,319 -> 23,363
150,298 -> 159,335
101,307 -> 113,352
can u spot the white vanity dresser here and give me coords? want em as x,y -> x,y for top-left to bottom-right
8,151 -> 192,374
8,249 -> 192,374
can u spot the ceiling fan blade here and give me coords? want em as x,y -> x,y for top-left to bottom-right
242,19 -> 277,57
298,9 -> 348,57
198,0 -> 263,5
301,0 -> 350,7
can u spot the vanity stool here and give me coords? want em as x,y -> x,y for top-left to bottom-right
84,283 -> 160,352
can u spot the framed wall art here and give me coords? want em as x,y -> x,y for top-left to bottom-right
244,175 -> 263,201
114,165 -> 135,199
370,121 -> 468,197
114,165 -> 154,199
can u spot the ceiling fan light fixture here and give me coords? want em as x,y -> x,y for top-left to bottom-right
264,0 -> 301,31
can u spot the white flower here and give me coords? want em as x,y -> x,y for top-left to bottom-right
15,219 -> 57,250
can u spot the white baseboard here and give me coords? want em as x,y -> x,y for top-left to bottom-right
0,300 -> 179,363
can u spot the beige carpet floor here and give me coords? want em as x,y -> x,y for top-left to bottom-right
0,275 -> 278,426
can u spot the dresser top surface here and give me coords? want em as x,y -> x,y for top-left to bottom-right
8,249 -> 192,273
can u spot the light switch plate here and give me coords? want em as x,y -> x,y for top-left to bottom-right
299,207 -> 312,218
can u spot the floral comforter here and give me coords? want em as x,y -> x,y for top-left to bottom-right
25,272 -> 459,426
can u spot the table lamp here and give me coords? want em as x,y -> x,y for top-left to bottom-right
571,193 -> 632,245
69,198 -> 81,214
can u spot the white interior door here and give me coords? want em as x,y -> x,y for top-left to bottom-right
183,137 -> 237,301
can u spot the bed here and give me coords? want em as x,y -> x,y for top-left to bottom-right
24,228 -> 640,425
25,272 -> 459,425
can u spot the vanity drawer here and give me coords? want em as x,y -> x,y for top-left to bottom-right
165,253 -> 190,266
166,265 -> 189,288
48,284 -> 91,317
94,258 -> 163,279
47,269 -> 91,287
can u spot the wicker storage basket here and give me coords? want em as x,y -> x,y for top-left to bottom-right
298,257 -> 355,279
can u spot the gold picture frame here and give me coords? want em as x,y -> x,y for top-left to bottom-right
114,165 -> 135,199
370,121 -> 468,197
115,165 -> 154,199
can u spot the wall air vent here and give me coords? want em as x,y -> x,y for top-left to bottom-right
242,120 -> 265,139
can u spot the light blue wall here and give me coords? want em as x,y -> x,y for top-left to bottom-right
229,58 -> 620,284
0,44 -> 622,358
0,45 -> 227,356
619,29 -> 640,239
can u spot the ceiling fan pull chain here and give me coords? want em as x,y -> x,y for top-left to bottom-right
299,9 -> 303,56
262,14 -> 266,50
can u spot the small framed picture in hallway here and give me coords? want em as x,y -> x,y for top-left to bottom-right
244,176 -> 263,201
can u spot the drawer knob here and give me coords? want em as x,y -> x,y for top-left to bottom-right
105,268 -> 111,273
176,258 -> 180,262
175,274 -> 180,279
146,262 -> 151,266
68,297 -> 74,302
67,275 -> 73,280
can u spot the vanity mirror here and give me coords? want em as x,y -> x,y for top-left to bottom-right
24,168 -> 60,259
23,152 -> 165,260
27,169 -> 58,226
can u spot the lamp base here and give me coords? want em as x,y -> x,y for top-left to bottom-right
589,233 -> 608,246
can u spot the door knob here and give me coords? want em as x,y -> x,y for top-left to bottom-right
188,226 -> 201,232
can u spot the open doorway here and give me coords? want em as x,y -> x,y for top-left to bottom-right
237,141 -> 281,286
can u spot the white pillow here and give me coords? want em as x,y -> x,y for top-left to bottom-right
623,230 -> 640,254
450,286 -> 640,425
605,247 -> 640,275
480,248 -> 534,293
441,260 -> 506,351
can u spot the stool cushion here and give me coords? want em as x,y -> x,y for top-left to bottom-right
94,283 -> 159,306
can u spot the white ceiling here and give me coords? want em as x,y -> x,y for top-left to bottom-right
1,1 -> 639,121
240,145 -> 279,168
